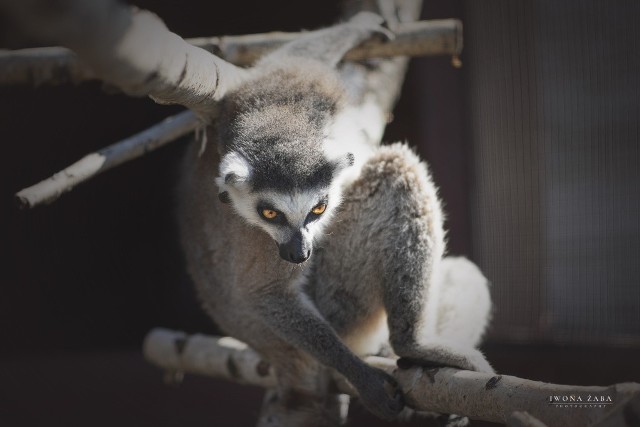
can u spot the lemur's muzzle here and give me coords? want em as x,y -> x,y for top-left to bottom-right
278,231 -> 311,264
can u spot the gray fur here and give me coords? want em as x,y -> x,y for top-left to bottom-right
177,12 -> 493,426
217,61 -> 344,192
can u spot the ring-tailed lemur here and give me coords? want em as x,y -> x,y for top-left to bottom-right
178,11 -> 493,426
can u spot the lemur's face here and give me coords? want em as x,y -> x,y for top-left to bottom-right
244,188 -> 332,264
216,150 -> 352,264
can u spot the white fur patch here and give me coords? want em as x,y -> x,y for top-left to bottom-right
435,257 -> 492,348
323,94 -> 385,189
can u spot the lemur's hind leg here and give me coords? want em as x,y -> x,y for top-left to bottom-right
373,144 -> 494,373
324,143 -> 494,373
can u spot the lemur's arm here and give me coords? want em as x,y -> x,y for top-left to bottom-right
255,286 -> 403,421
259,11 -> 393,68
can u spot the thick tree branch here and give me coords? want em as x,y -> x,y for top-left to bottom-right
143,329 -> 640,427
0,0 -> 250,116
15,110 -> 198,209
0,19 -> 462,87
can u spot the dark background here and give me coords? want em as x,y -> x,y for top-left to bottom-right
1,1 -> 639,426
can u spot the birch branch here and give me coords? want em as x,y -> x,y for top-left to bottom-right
15,110 -> 199,209
143,328 -> 640,427
0,19 -> 462,87
0,0 -> 250,116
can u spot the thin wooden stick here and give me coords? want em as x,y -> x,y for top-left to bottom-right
143,328 -> 640,427
0,19 -> 462,87
15,110 -> 199,209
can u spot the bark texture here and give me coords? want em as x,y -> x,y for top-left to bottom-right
144,329 -> 640,427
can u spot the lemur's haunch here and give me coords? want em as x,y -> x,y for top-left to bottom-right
178,12 -> 493,426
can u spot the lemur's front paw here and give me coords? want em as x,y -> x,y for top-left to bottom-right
347,11 -> 395,41
396,344 -> 495,374
354,367 -> 404,420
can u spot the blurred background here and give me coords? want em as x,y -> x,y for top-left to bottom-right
1,0 -> 639,426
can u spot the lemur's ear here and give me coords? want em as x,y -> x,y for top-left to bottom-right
216,151 -> 251,188
224,172 -> 244,185
331,152 -> 354,175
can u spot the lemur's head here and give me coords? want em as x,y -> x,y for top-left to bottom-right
215,73 -> 352,264
216,147 -> 353,264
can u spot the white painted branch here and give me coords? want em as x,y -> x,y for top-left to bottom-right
15,110 -> 198,209
0,0 -> 249,116
143,328 -> 640,427
0,19 -> 462,87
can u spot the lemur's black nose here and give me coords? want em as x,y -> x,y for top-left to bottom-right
279,232 -> 311,264
288,250 -> 310,264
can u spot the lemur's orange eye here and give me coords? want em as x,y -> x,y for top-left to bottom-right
262,209 -> 278,219
311,204 -> 327,215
